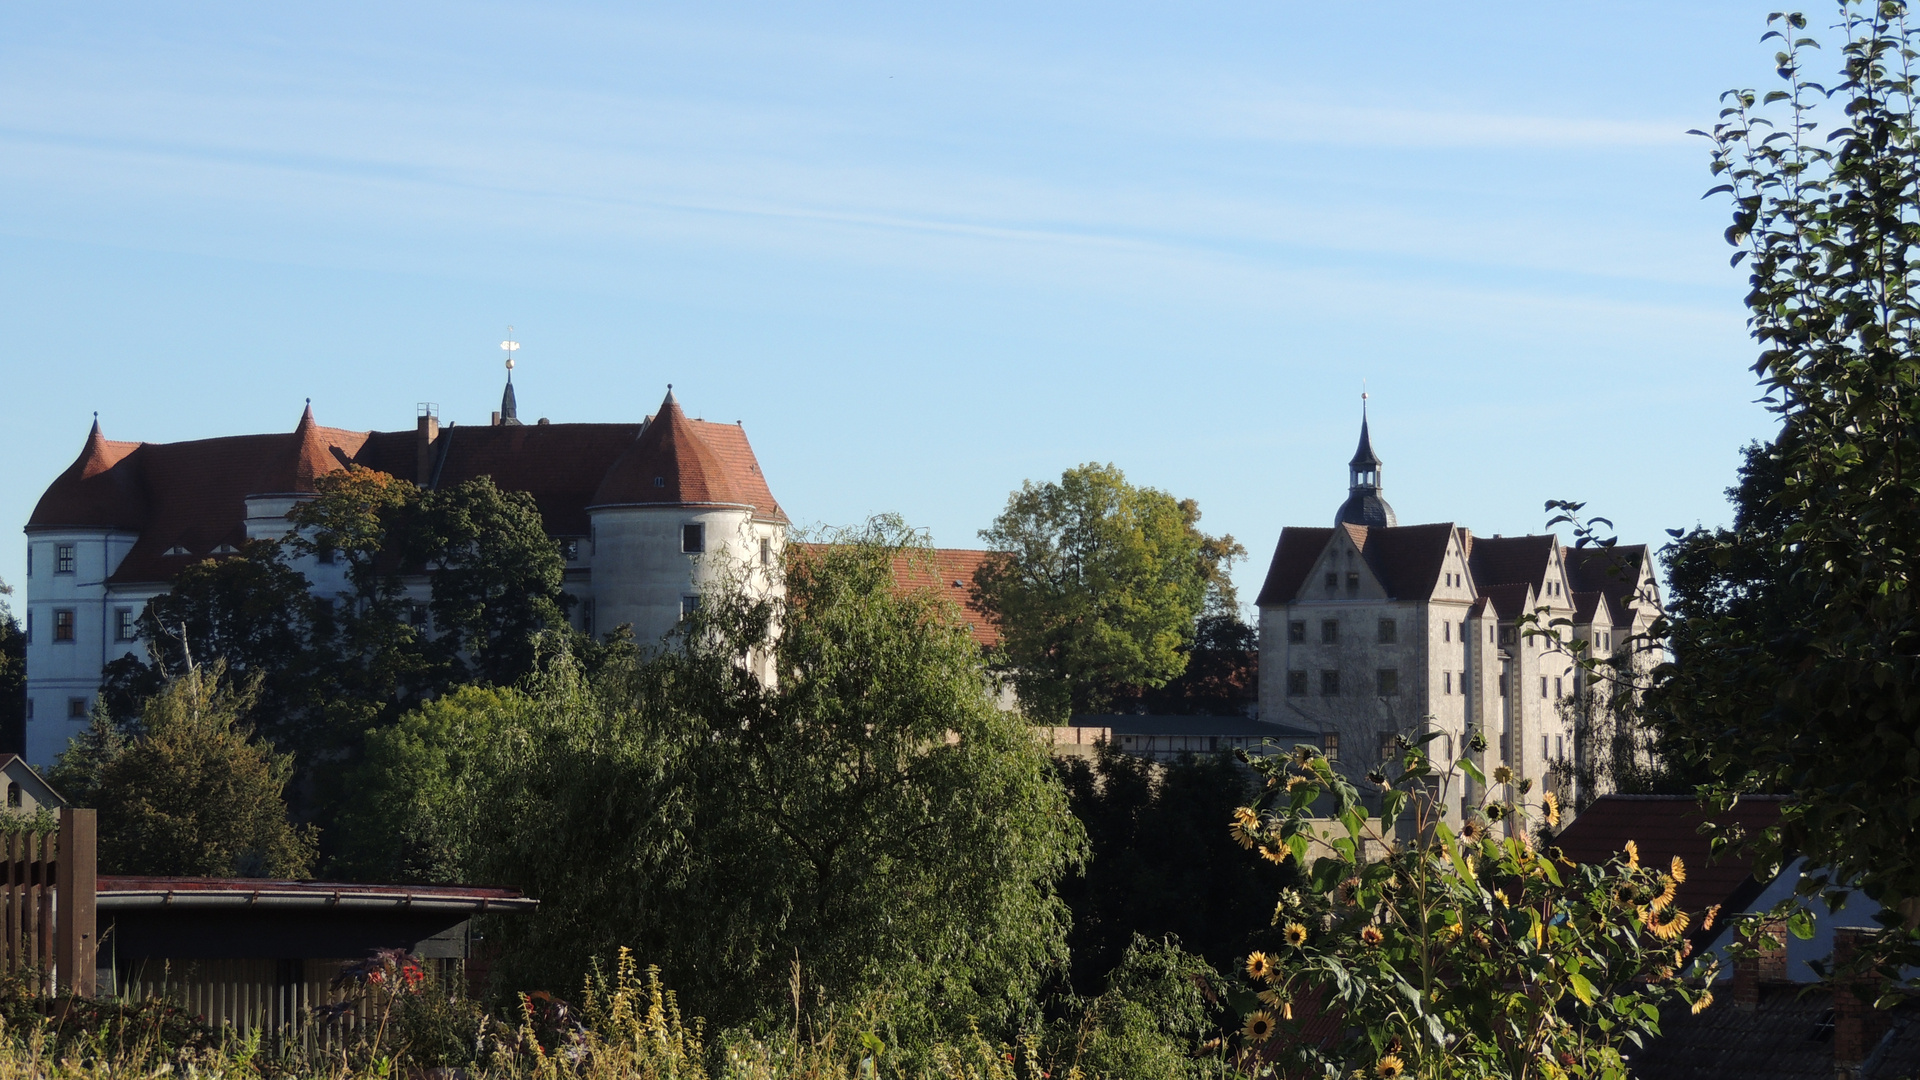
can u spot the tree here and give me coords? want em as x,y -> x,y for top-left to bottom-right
1666,1 -> 1920,969
974,464 -> 1243,722
0,581 -> 22,756
409,476 -> 569,686
51,664 -> 316,878
1057,745 -> 1293,996
463,520 -> 1086,1043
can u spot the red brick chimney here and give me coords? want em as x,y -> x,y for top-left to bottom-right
1831,927 -> 1891,1073
415,406 -> 440,486
1730,918 -> 1787,1010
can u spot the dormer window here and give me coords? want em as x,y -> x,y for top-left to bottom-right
163,545 -> 190,557
654,476 -> 666,488
212,543 -> 238,554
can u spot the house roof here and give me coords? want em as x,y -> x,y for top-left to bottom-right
1552,794 -> 1787,933
1256,527 -> 1337,607
1468,534 -> 1557,590
1564,544 -> 1653,613
592,390 -> 753,513
31,398 -> 786,584
1630,985 -> 1842,1080
1357,522 -> 1456,599
0,755 -> 64,808
1478,582 -> 1534,621
792,543 -> 1002,648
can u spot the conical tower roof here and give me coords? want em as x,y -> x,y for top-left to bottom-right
1349,415 -> 1383,470
267,401 -> 346,493
590,389 -> 749,509
28,416 -> 147,528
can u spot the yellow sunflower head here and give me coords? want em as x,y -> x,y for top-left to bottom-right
1245,951 -> 1274,980
1243,1010 -> 1276,1043
1541,790 -> 1561,828
1234,806 -> 1260,831
1648,908 -> 1690,942
1701,904 -> 1721,931
1360,924 -> 1385,947
1284,922 -> 1310,948
1376,1053 -> 1407,1078
1670,854 -> 1687,884
1492,765 -> 1514,784
1648,875 -> 1678,912
1258,840 -> 1291,865
1623,839 -> 1640,869
1691,990 -> 1714,1015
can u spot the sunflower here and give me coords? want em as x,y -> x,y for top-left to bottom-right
1376,1053 -> 1406,1078
1670,855 -> 1687,884
1647,875 -> 1678,913
1258,840 -> 1291,865
1243,1010 -> 1277,1043
1541,791 -> 1561,829
1245,951 -> 1274,980
1360,924 -> 1385,947
1231,813 -> 1261,850
1284,922 -> 1310,947
1691,990 -> 1714,1015
1623,839 -> 1640,869
1647,908 -> 1690,942
1233,806 -> 1259,830
1701,904 -> 1721,931
1293,744 -> 1316,765
1492,765 -> 1514,784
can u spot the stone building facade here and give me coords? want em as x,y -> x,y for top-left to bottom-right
1254,414 -> 1662,824
19,384 -> 793,765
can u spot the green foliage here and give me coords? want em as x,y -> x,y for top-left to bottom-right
1674,0 -> 1920,967
1061,936 -> 1229,1080
464,519 -> 1086,1046
0,581 -> 22,756
1058,746 -> 1293,995
1224,741 -> 1711,1079
410,475 -> 570,686
331,685 -> 525,883
974,464 -> 1243,722
53,665 -> 316,877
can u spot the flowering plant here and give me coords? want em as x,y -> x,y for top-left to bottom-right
1227,737 -> 1713,1080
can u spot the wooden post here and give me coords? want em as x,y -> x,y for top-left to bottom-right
55,808 -> 96,997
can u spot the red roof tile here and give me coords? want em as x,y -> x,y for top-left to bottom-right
1256,527 -> 1336,607
1552,794 -> 1787,932
592,391 -> 750,512
27,420 -> 147,530
793,543 -> 1004,647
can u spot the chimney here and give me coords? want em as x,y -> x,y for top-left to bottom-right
1831,927 -> 1891,1073
1730,918 -> 1787,1010
415,404 -> 439,486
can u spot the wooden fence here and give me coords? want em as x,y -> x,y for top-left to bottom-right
0,808 -> 95,996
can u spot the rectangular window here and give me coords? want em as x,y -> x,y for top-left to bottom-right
1376,669 -> 1399,696
1459,621 -> 1466,642
1377,618 -> 1397,644
760,537 -> 773,566
1443,671 -> 1452,694
67,698 -> 87,719
115,608 -> 135,642
1541,735 -> 1549,759
52,609 -> 74,642
1379,732 -> 1397,761
1498,673 -> 1507,697
1555,735 -> 1564,760
1460,671 -> 1468,696
1346,572 -> 1360,593
409,603 -> 429,627
1286,670 -> 1308,697
682,523 -> 705,554
55,544 -> 74,574
1321,619 -> 1339,644
317,547 -> 336,565
1324,571 -> 1338,589
1444,621 -> 1451,642
681,595 -> 701,619
1554,676 -> 1563,698
1322,732 -> 1340,761
1287,620 -> 1306,643
1320,670 -> 1340,696
561,539 -> 579,561
1540,676 -> 1549,699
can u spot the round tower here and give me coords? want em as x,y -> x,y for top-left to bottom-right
586,389 -> 769,645
1334,400 -> 1398,528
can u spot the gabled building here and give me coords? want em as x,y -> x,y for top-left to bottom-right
21,383 -> 787,764
1254,411 -> 1662,822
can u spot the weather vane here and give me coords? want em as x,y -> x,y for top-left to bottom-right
501,327 -> 520,382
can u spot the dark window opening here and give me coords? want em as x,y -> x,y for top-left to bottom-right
115,608 -> 136,642
67,698 -> 88,719
1324,571 -> 1338,589
1321,619 -> 1339,644
682,523 -> 706,553
1377,669 -> 1399,696
52,609 -> 74,642
1378,618 -> 1397,644
1287,620 -> 1306,643
55,544 -> 74,574
1320,670 -> 1340,696
1286,670 -> 1308,697
1323,732 -> 1340,761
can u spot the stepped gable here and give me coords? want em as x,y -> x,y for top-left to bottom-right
1564,544 -> 1650,612
591,390 -> 758,514
1354,522 -> 1456,599
1255,527 -> 1336,606
28,419 -> 146,530
1468,533 -> 1557,590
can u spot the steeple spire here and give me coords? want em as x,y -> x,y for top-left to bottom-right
1334,393 -> 1397,528
497,328 -> 523,426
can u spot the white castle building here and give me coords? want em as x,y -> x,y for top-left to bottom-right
19,382 -> 798,764
1254,411 -> 1662,820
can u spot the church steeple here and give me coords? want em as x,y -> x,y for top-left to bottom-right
1334,396 -> 1397,528
496,327 -> 523,426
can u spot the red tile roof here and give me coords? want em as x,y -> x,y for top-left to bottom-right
30,399 -> 786,584
592,391 -> 751,512
1478,582 -> 1535,621
1551,794 -> 1787,934
793,543 -> 1004,647
1255,527 -> 1336,606
1468,533 -> 1557,591
1356,522 -> 1455,598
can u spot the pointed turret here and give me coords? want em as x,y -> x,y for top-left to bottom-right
1334,402 -> 1397,528
590,388 -> 747,508
28,415 -> 146,528
271,399 -> 345,493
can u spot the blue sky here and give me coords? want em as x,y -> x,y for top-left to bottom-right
1,2 -> 1796,607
